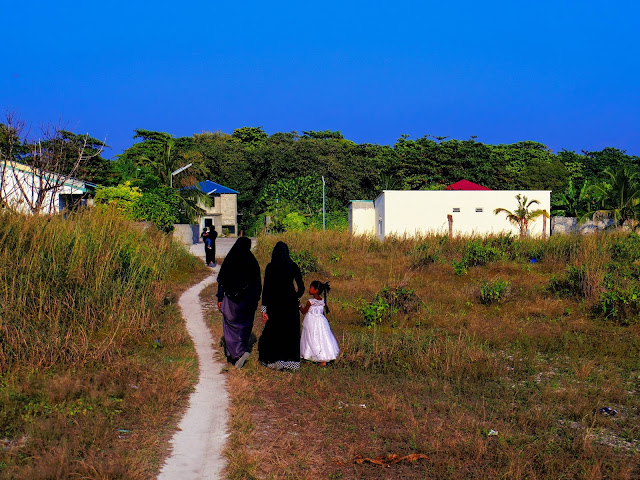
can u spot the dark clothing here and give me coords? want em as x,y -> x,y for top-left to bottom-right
203,230 -> 218,265
258,261 -> 304,364
216,237 -> 261,362
217,281 -> 261,361
205,237 -> 215,265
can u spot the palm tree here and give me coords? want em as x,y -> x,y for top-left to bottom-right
551,178 -> 595,219
494,194 -> 550,238
585,166 -> 640,229
133,130 -> 212,223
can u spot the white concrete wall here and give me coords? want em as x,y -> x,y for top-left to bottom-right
373,190 -> 551,240
348,201 -> 375,235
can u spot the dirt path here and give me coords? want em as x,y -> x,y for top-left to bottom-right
157,270 -> 227,479
157,238 -> 256,479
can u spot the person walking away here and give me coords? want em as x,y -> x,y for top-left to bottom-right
259,241 -> 304,371
216,236 -> 261,368
300,281 -> 339,366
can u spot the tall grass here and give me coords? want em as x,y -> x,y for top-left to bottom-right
0,209 -> 202,479
0,210 -> 184,371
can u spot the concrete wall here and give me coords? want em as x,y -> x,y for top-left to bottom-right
173,224 -> 200,245
350,190 -> 551,240
551,216 -> 616,234
348,200 -> 375,235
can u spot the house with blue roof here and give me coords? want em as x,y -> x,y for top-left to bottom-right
196,180 -> 239,236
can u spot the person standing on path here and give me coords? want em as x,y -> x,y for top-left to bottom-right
258,241 -> 304,371
203,227 -> 218,267
216,236 -> 261,368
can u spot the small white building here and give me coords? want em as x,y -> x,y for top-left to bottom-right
196,180 -> 239,236
0,161 -> 94,214
349,181 -> 551,240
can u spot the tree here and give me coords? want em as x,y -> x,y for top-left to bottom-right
118,129 -> 211,222
551,178 -> 595,218
0,112 -> 105,214
586,166 -> 640,229
494,194 -> 550,238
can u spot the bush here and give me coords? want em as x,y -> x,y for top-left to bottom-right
610,233 -> 640,262
282,212 -> 307,232
451,239 -> 503,275
407,242 -> 441,269
548,266 -> 586,298
598,277 -> 640,325
359,285 -> 422,327
479,279 -> 511,304
290,249 -> 321,276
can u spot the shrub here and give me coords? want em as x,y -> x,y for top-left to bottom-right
359,285 -> 422,326
290,249 -> 320,276
598,278 -> 640,325
479,279 -> 511,304
407,242 -> 440,269
548,266 -> 586,298
610,232 -> 640,262
282,212 -> 307,231
451,239 -> 503,275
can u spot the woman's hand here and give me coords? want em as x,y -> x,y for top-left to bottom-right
262,312 -> 268,323
217,302 -> 222,312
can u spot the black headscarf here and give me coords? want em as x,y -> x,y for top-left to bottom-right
217,237 -> 260,297
270,241 -> 294,272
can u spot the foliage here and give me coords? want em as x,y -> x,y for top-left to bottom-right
290,249 -> 321,277
479,279 -> 511,304
360,285 -> 422,326
131,187 -> 181,231
494,194 -> 550,238
281,212 -> 307,232
94,182 -> 143,218
452,238 -> 504,275
551,178 -> 596,218
598,282 -> 640,325
585,166 -> 640,228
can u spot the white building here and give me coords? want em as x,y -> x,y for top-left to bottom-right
349,181 -> 551,240
0,161 -> 94,214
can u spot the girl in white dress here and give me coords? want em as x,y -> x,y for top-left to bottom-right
299,281 -> 339,366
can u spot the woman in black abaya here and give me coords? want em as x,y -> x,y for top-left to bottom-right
258,241 -> 304,371
216,236 -> 261,368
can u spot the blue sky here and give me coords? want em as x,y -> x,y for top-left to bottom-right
3,1 -> 639,159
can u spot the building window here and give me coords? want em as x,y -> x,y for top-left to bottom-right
453,208 -> 461,213
476,208 -> 483,213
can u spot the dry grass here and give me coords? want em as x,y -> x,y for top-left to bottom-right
0,210 -> 207,479
202,230 -> 640,479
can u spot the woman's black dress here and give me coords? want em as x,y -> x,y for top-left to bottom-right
258,261 -> 304,368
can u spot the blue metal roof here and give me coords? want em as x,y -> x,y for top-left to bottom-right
197,180 -> 238,195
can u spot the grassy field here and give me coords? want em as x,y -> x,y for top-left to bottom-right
204,230 -> 640,479
0,210 -> 205,479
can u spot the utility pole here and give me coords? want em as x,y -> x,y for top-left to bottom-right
322,176 -> 326,231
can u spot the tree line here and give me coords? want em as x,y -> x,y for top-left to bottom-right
3,115 -> 640,233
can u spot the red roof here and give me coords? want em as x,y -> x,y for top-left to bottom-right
446,179 -> 491,191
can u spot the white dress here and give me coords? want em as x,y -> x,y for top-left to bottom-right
300,298 -> 339,362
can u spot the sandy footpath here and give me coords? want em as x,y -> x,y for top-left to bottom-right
158,238 -> 248,479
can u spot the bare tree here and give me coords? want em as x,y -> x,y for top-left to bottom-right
0,111 -> 104,214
